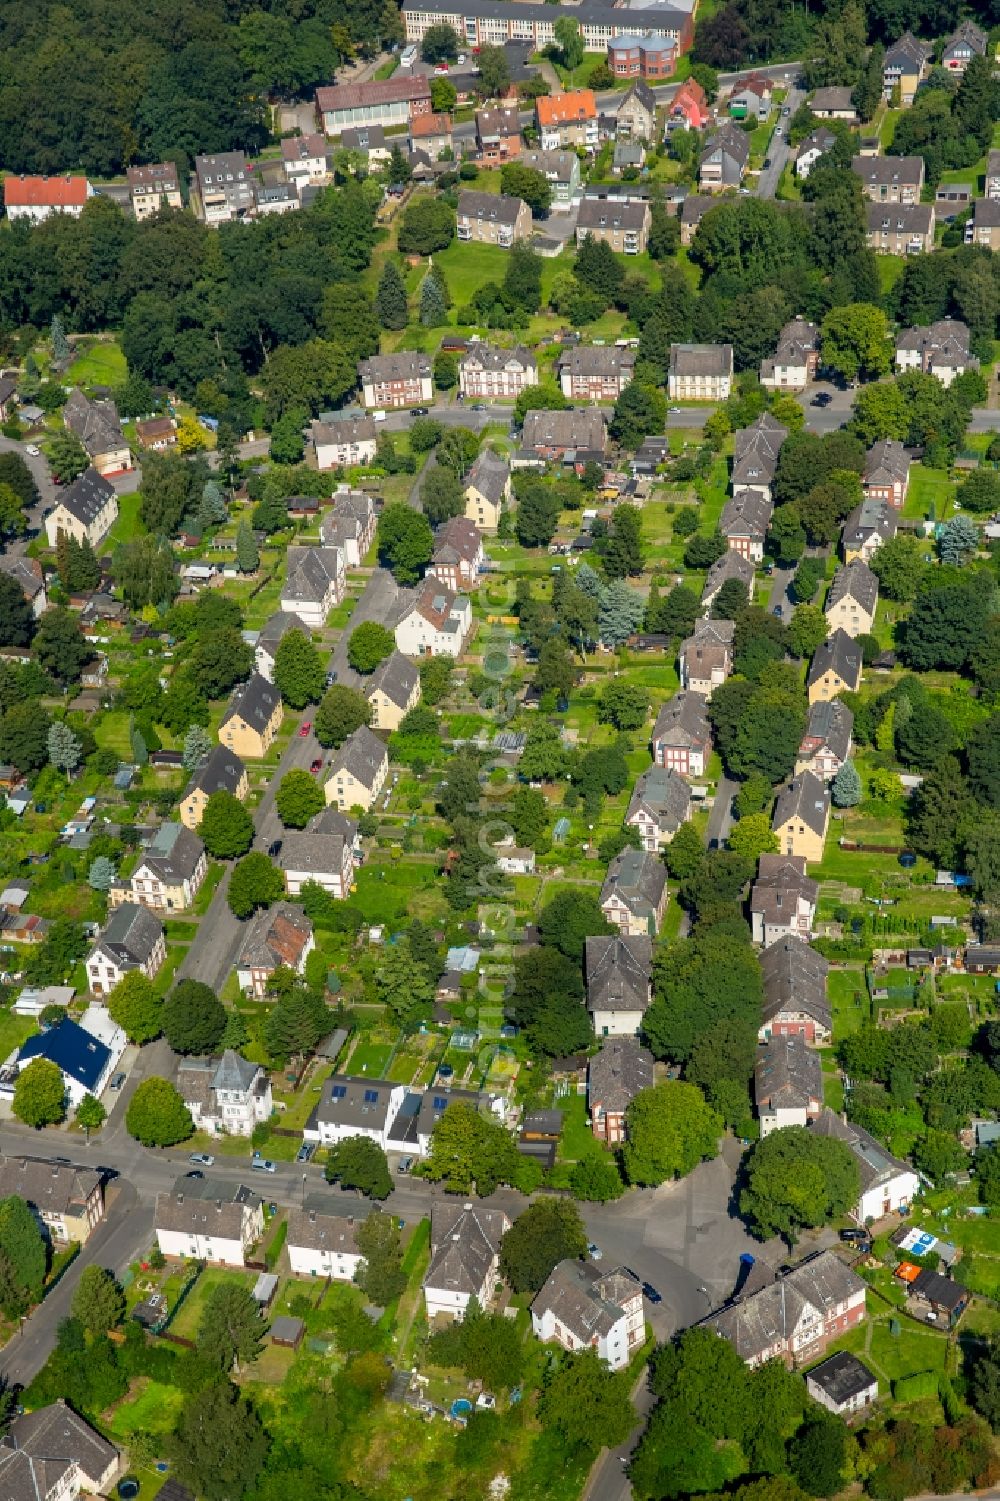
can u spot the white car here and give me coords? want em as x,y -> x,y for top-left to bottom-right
25,444 -> 40,457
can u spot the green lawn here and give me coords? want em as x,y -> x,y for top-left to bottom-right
0,1011 -> 37,1064
876,254 -> 906,297
65,338 -> 127,389
346,861 -> 446,928
903,464 -> 954,521
105,491 -> 145,548
107,1380 -> 186,1437
427,239 -> 571,312
828,968 -> 870,1038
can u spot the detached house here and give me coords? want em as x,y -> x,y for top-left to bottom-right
45,468 -> 118,550
809,86 -> 857,121
701,550 -> 755,614
86,902 -> 166,996
796,699 -> 854,782
754,1036 -> 823,1137
941,19 -> 987,71
281,545 -> 345,628
825,560 -> 878,639
616,79 -> 657,140
759,936 -> 832,1045
287,1208 -> 364,1281
699,124 -> 749,191
4,176 -> 93,223
706,1251 -> 866,1368
340,124 -> 391,166
365,651 -> 420,731
321,488 -> 377,566
807,628 -> 862,704
625,764 -> 692,852
62,392 -> 131,476
155,1181 -> 263,1265
311,416 -> 377,470
651,690 -> 711,778
177,1050 -> 273,1137
2,557 -> 47,619
601,847 -> 668,937
429,515 -> 484,592
219,672 -> 284,758
521,407 -> 607,459
424,1202 -> 510,1320
304,1074 -> 406,1150
358,352 -> 433,410
588,1036 -> 654,1145
732,412 -> 787,497
807,1353 -> 879,1418
109,823 -> 207,912
895,319 -> 977,387
575,197 -> 651,255
772,771 -> 831,862
761,318 -> 821,388
720,491 -> 773,563
236,902 -> 314,998
586,934 -> 651,1037
476,104 -> 522,163
679,193 -> 715,245
751,854 -> 819,948
277,808 -> 358,898
669,77 -> 710,130
395,578 -> 472,658
127,162 -> 182,219
459,345 -> 537,401
558,345 -> 636,401
679,617 -> 734,697
862,440 -> 910,509
794,128 -> 836,180
533,1261 -> 644,1370
324,725 -> 388,812
812,1107 -> 920,1222
843,498 -> 897,563
254,610 -> 310,682
967,197 -> 1000,250
281,133 -> 330,185
410,112 -> 453,157
193,152 -> 254,224
180,745 -> 248,830
457,189 -> 532,248
729,74 -> 771,119
464,448 -> 511,531
882,32 -> 932,101
0,1402 -> 119,1501
536,91 -> 598,151
853,154 -> 925,203
668,343 -> 733,400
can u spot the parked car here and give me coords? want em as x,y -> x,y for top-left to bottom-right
642,1281 -> 663,1304
185,1170 -> 204,1180
25,444 -> 40,457
811,392 -> 833,407
295,1143 -> 315,1163
326,671 -> 338,686
267,839 -> 282,858
299,721 -> 312,737
110,1072 -> 126,1090
411,407 -> 429,416
252,1156 -> 277,1173
190,1153 -> 215,1166
310,757 -> 323,774
587,1242 -> 603,1261
397,1156 -> 415,1174
840,1228 -> 869,1244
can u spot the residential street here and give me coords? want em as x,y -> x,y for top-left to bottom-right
755,87 -> 805,200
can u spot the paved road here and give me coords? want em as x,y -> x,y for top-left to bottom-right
176,565 -> 400,992
755,88 -> 805,200
704,773 -> 739,850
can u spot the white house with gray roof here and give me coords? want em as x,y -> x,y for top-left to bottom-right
586,933 -> 652,1037
754,1036 -> 823,1137
796,699 -> 854,782
600,848 -> 668,937
811,1107 -> 920,1222
177,1050 -> 273,1137
750,854 -> 818,948
324,724 -> 388,811
108,822 -> 207,913
424,1201 -> 510,1320
459,345 -> 538,401
0,1402 -> 120,1501
277,808 -> 358,897
311,416 -> 377,471
532,1260 -> 644,1369
394,579 -> 472,659
321,488 -> 377,565
45,468 -> 118,550
668,343 -> 734,399
86,902 -> 166,996
287,1207 -> 364,1280
155,1179 -> 264,1264
304,1074 -> 407,1149
626,764 -> 692,851
254,610 -> 311,682
281,546 -> 345,628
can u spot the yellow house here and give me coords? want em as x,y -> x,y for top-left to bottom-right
807,629 -> 863,706
824,560 -> 878,639
180,745 -> 249,830
772,772 -> 831,863
324,725 -> 388,811
365,651 -> 421,732
0,1155 -> 104,1243
464,449 -> 511,533
44,468 -> 118,549
219,673 -> 284,758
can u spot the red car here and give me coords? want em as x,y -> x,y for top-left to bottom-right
299,721 -> 312,737
310,757 -> 323,774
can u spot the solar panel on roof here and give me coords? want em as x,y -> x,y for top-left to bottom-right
364,1088 -> 378,1103
433,1096 -> 448,1109
331,1084 -> 346,1099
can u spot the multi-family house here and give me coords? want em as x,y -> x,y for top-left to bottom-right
155,1179 -> 264,1265
669,76 -> 710,129
277,808 -> 358,898
193,152 -> 255,224
608,37 -> 676,81
882,32 -> 932,101
536,91 -> 599,151
45,468 -> 118,549
521,407 -> 608,458
219,672 -> 284,758
824,560 -> 878,638
843,497 -> 897,562
281,133 -> 330,185
701,549 -> 755,613
853,153 -> 925,202
720,491 -> 773,562
895,318 -> 977,386
180,745 -> 248,830
575,197 -> 651,254
464,448 -> 511,530
424,1201 -> 510,1320
324,724 -> 388,812
457,189 -> 531,247
754,1036 -> 823,1137
706,1251 -> 866,1367
281,545 -> 345,628
679,193 -> 715,245
558,345 -> 636,401
0,1403 -> 119,1500
253,174 -> 301,217
287,1208 -> 364,1280
254,610 -> 310,683
679,617 -> 735,697
729,76 -> 771,119
429,516 -> 484,592
807,628 -> 862,704
340,124 -> 392,166
127,162 -> 182,219
588,1036 -> 654,1145
772,772 -> 831,862
967,197 -> 1000,249
699,124 -> 750,190
796,699 -> 854,782
615,79 -> 657,137
794,127 -> 837,179
651,690 -> 711,777
236,902 -> 314,998
4,176 -> 93,223
625,765 -> 692,852
732,412 -> 787,496
85,902 -> 166,997
1,557 -> 47,619
321,488 -> 377,565
586,934 -> 651,1037
476,104 -> 522,163
668,343 -> 734,400
108,823 -> 207,913
941,19 -> 987,71
395,578 -> 472,658
365,651 -> 421,730
532,1261 -> 644,1370
311,415 -> 378,469
519,148 -> 581,206
317,76 -> 432,136
177,1050 -> 273,1137
358,352 -> 433,409
750,854 -> 819,948
760,317 -> 821,387
865,201 -> 934,254
460,345 -> 537,400
758,935 -> 832,1045
410,112 -> 453,156
401,0 -> 693,54
304,1074 -> 406,1149
812,1108 -> 921,1221
600,848 -> 668,937
0,1156 -> 103,1243
62,389 -> 132,477
863,439 -> 910,509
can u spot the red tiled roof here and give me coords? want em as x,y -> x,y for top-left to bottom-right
5,176 -> 89,207
536,90 -> 597,126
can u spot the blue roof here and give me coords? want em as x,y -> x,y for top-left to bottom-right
19,1018 -> 110,1091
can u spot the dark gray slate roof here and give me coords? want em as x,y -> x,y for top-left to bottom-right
706,1251 -> 864,1363
627,764 -> 691,834
806,628 -> 862,691
57,467 -> 116,528
772,771 -> 831,839
365,650 -> 419,711
601,847 -> 667,921
0,1402 -> 118,1494
465,448 -> 510,504
184,744 -> 246,800
585,934 -> 651,1014
287,1206 -> 364,1256
588,1036 -> 654,1114
222,672 -> 281,734
811,1107 -> 915,1192
652,690 -> 712,754
669,342 -> 733,377
98,901 -> 163,964
750,854 -> 819,927
329,724 -> 387,790
534,1259 -> 640,1341
754,1036 -> 823,1112
760,936 -> 831,1033
425,1201 -> 508,1296
826,559 -> 878,618
314,1074 -> 399,1131
807,1351 -> 877,1404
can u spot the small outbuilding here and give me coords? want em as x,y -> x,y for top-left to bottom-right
269,1315 -> 305,1349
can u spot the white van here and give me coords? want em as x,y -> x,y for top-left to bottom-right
400,44 -> 417,66
373,410 -> 388,422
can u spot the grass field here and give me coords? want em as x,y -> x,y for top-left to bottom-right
903,464 -> 954,521
106,492 -> 145,547
66,338 -> 127,389
107,1379 -> 186,1437
0,1011 -> 37,1064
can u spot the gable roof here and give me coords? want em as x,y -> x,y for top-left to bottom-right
576,198 -> 649,233
1,1402 -> 117,1491
706,1250 -> 865,1362
751,853 -> 819,923
0,1156 -> 101,1219
465,447 -> 511,506
287,1207 -> 363,1256
155,1187 -> 256,1242
63,390 -> 126,458
426,1201 -> 509,1295
522,407 -> 607,451
460,345 -> 536,376
256,610 -> 310,655
773,771 -> 831,838
807,628 -> 862,691
701,123 -> 750,169
19,1019 -> 111,1093
136,823 -> 205,884
800,698 -> 854,763
585,934 -> 651,1013
558,344 -> 638,378
864,438 -> 910,486
358,352 -> 432,384
627,764 -> 692,834
853,153 -> 924,188
844,497 -> 897,547
433,515 -> 482,567
221,673 -> 281,735
237,902 -> 312,973
328,724 -> 388,789
317,76 -> 431,112
537,90 -> 597,126
651,690 -> 711,752
55,468 -> 115,528
183,744 -> 246,802
283,546 -> 342,606
4,177 -> 90,208
826,559 -> 878,618
701,549 -> 755,603
534,1259 -> 641,1341
760,935 -> 831,1033
884,31 -> 932,69
313,1073 -> 399,1130
601,847 -> 667,920
365,650 -> 419,711
811,1107 -> 917,1191
754,1035 -> 823,1112
620,78 -> 657,117
96,901 -> 164,965
721,490 -> 773,540
588,1036 -> 654,1114
457,189 -> 525,226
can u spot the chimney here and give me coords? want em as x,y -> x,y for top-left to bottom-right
348,1215 -> 354,1227
177,1193 -> 184,1205
309,1210 -> 316,1224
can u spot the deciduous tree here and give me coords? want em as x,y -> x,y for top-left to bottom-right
126,1077 -> 193,1147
